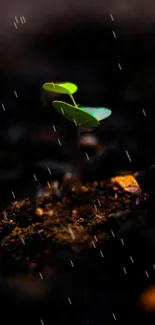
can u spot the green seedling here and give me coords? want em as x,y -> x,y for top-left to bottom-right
42,81 -> 112,183
42,81 -> 112,127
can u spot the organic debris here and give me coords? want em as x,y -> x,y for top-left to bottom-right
0,177 -> 149,274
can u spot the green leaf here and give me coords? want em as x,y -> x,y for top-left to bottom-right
79,107 -> 112,121
42,82 -> 78,95
52,101 -> 100,127
58,82 -> 78,94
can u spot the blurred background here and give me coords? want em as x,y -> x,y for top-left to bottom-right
1,2 -> 155,324
0,0 -> 155,199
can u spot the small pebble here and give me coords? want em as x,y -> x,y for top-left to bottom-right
80,134 -> 98,147
81,186 -> 89,192
72,210 -> 78,217
47,210 -> 54,217
35,208 -> 43,216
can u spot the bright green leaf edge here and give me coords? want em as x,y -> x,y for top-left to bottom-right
42,82 -> 78,95
52,100 -> 100,127
79,106 -> 112,121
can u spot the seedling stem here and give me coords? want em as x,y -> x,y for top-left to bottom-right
69,94 -> 78,108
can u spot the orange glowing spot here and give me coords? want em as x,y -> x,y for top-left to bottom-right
81,186 -> 89,192
140,286 -> 155,312
47,210 -> 54,217
35,208 -> 43,216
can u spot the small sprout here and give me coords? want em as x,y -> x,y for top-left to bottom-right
42,81 -> 112,127
41,81 -> 112,178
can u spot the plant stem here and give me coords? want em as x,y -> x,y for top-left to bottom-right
68,94 -> 83,187
68,124 -> 82,182
69,94 -> 78,108
75,126 -> 83,179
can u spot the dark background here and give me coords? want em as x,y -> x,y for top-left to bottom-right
1,0 -> 155,187
1,1 -> 155,324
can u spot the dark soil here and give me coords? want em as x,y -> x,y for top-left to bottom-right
1,177 -> 155,325
0,178 -> 149,276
